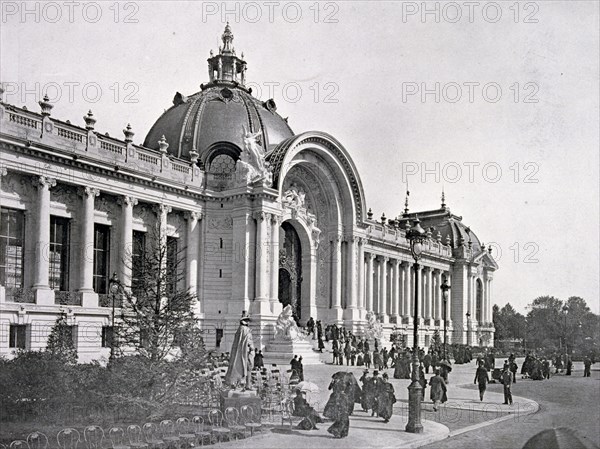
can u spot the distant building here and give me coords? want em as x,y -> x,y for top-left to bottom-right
0,25 -> 497,361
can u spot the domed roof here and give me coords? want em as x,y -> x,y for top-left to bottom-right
143,24 -> 294,163
143,86 -> 293,162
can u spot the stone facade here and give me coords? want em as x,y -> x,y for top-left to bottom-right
0,27 -> 496,362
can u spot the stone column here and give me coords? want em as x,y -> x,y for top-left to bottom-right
330,234 -> 343,322
402,261 -> 411,318
366,253 -> 375,313
253,211 -> 270,313
31,176 -> 56,305
184,211 -> 202,299
379,256 -> 389,323
434,270 -> 441,320
77,186 -> 99,306
118,196 -> 137,288
344,236 -> 360,321
415,264 -> 423,319
357,238 -> 365,311
424,267 -> 433,320
270,215 -> 281,313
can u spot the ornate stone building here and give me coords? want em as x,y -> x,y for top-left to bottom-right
0,25 -> 497,361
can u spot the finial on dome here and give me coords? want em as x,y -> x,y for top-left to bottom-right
222,22 -> 234,53
404,187 -> 410,215
441,188 -> 446,208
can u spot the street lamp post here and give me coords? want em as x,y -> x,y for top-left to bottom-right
109,272 -> 120,361
562,305 -> 569,369
405,218 -> 427,434
465,311 -> 471,346
440,279 -> 451,361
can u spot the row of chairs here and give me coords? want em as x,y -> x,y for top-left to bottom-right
3,407 -> 263,449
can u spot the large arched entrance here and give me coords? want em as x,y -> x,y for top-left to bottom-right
278,222 -> 302,321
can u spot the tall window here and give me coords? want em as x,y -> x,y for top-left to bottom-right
132,231 -> 146,295
166,236 -> 178,294
9,324 -> 27,349
93,224 -> 110,294
0,208 -> 25,288
101,326 -> 114,348
49,216 -> 70,291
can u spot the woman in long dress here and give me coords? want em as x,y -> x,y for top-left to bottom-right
377,373 -> 396,423
324,381 -> 350,438
429,368 -> 447,411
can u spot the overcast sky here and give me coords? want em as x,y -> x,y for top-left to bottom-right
2,1 -> 598,314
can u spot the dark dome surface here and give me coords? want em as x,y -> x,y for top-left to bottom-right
143,85 -> 294,163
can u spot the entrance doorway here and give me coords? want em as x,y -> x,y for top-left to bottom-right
278,222 -> 302,321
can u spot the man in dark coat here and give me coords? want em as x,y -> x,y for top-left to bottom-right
364,350 -> 372,369
344,341 -> 352,366
253,348 -> 264,369
474,360 -> 489,401
501,366 -> 513,405
584,356 -> 592,377
373,349 -> 383,371
382,347 -> 389,369
423,352 -> 432,374
377,373 -> 396,423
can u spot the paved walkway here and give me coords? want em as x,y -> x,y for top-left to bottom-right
209,345 -> 539,448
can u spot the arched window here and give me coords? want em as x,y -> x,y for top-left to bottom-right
209,153 -> 236,174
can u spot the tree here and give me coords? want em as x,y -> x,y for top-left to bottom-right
46,312 -> 78,364
525,296 -> 564,351
115,224 -> 199,363
493,303 -> 526,347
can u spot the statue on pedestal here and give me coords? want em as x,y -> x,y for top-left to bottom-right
224,314 -> 254,390
275,304 -> 303,341
365,311 -> 383,348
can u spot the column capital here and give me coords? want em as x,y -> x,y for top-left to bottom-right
392,258 -> 401,267
332,233 -> 343,243
378,255 -> 389,263
253,211 -> 269,222
270,214 -> 282,225
32,176 -> 57,189
153,203 -> 172,216
0,167 -> 8,177
77,186 -> 100,198
400,260 -> 412,268
367,252 -> 376,261
357,236 -> 366,246
117,195 -> 138,207
184,210 -> 203,221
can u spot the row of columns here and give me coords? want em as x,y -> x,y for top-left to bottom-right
252,211 -> 281,311
363,252 -> 451,323
28,176 -> 203,308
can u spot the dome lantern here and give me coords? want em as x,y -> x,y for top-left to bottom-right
207,23 -> 248,86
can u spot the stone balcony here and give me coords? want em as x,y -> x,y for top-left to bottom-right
0,103 -> 204,189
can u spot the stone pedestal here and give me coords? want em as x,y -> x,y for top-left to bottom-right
220,390 -> 261,415
263,338 -> 322,365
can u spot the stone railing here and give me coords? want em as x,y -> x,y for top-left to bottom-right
0,105 -> 204,189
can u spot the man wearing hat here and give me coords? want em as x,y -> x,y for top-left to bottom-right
224,313 -> 254,389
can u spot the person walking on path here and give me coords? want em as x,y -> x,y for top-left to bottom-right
584,356 -> 592,377
376,373 -> 396,423
501,366 -> 513,405
418,364 -> 427,400
429,368 -> 447,411
474,360 -> 490,401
